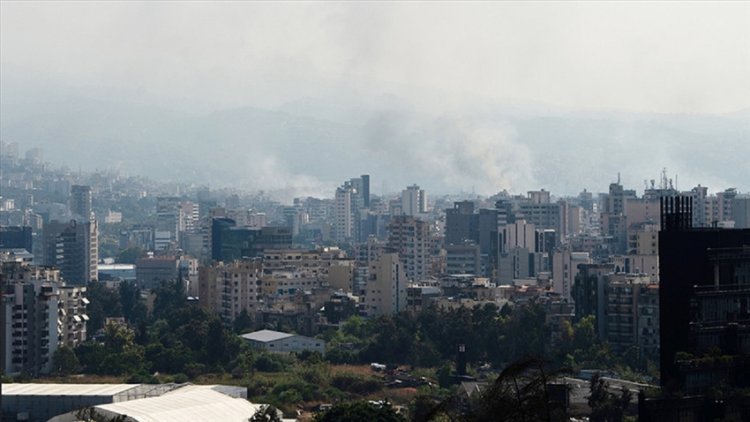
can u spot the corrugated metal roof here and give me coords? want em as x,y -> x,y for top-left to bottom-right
3,383 -> 141,396
240,329 -> 294,343
95,385 -> 261,422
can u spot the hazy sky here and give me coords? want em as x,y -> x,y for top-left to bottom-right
1,2 -> 749,199
2,1 -> 749,114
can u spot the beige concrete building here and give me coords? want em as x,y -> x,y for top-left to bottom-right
627,223 -> 659,256
364,253 -> 407,316
387,216 -> 431,281
198,260 -> 263,322
260,271 -> 322,297
262,248 -> 349,279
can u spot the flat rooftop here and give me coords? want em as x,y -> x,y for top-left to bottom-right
2,383 -> 141,396
240,329 -> 294,343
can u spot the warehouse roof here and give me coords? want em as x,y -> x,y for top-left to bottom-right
2,383 -> 141,396
240,329 -> 295,343
95,385 -> 261,422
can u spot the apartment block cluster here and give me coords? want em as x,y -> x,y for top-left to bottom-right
3,142 -> 750,382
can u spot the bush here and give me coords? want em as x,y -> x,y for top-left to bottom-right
324,348 -> 358,364
254,353 -> 293,372
184,362 -> 206,378
313,401 -> 405,422
172,373 -> 189,383
330,372 -> 381,395
247,377 -> 275,397
297,350 -> 324,364
126,371 -> 159,384
297,364 -> 329,385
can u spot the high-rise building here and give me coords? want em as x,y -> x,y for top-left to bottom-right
364,253 -> 407,316
401,185 -> 426,216
516,200 -> 565,245
0,226 -> 33,253
156,197 -> 184,246
573,268 -> 659,361
1,261 -> 88,375
43,220 -> 98,284
211,218 -> 292,262
445,201 -> 477,246
603,274 -> 659,358
360,174 -> 370,208
199,260 -> 263,323
70,185 -> 92,222
734,196 -> 750,229
333,185 -> 354,243
658,195 -> 750,391
554,250 -> 592,300
387,215 -> 430,281
600,181 -> 637,254
445,243 -> 482,275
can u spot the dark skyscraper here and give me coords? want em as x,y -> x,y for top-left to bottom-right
42,220 -> 98,284
211,218 -> 292,262
445,201 -> 476,246
0,226 -> 33,252
361,174 -> 370,208
658,196 -> 750,391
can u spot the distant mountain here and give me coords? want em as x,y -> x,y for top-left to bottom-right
1,91 -> 748,200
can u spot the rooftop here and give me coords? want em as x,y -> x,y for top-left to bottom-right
3,383 -> 141,396
240,329 -> 295,343
95,385 -> 261,422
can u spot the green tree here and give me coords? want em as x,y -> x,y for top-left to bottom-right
588,372 -> 632,422
152,279 -> 186,320
119,281 -> 147,324
85,281 -> 123,332
76,341 -> 106,373
233,309 -> 254,333
467,357 -> 571,422
313,401 -> 405,422
52,346 -> 80,376
99,322 -> 146,375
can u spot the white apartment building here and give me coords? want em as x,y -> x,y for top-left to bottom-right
401,184 -> 427,216
1,261 -> 88,375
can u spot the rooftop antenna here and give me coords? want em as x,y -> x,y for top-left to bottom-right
617,172 -> 621,184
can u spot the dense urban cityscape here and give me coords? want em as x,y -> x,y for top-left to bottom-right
2,2 -> 750,422
1,140 -> 749,420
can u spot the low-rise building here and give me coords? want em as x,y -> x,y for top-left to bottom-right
240,329 -> 325,354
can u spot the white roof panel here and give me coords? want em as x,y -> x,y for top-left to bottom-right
240,329 -> 294,343
95,385 -> 261,422
2,383 -> 140,396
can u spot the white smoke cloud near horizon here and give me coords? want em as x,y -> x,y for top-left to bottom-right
363,112 -> 536,196
1,2 -> 748,200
